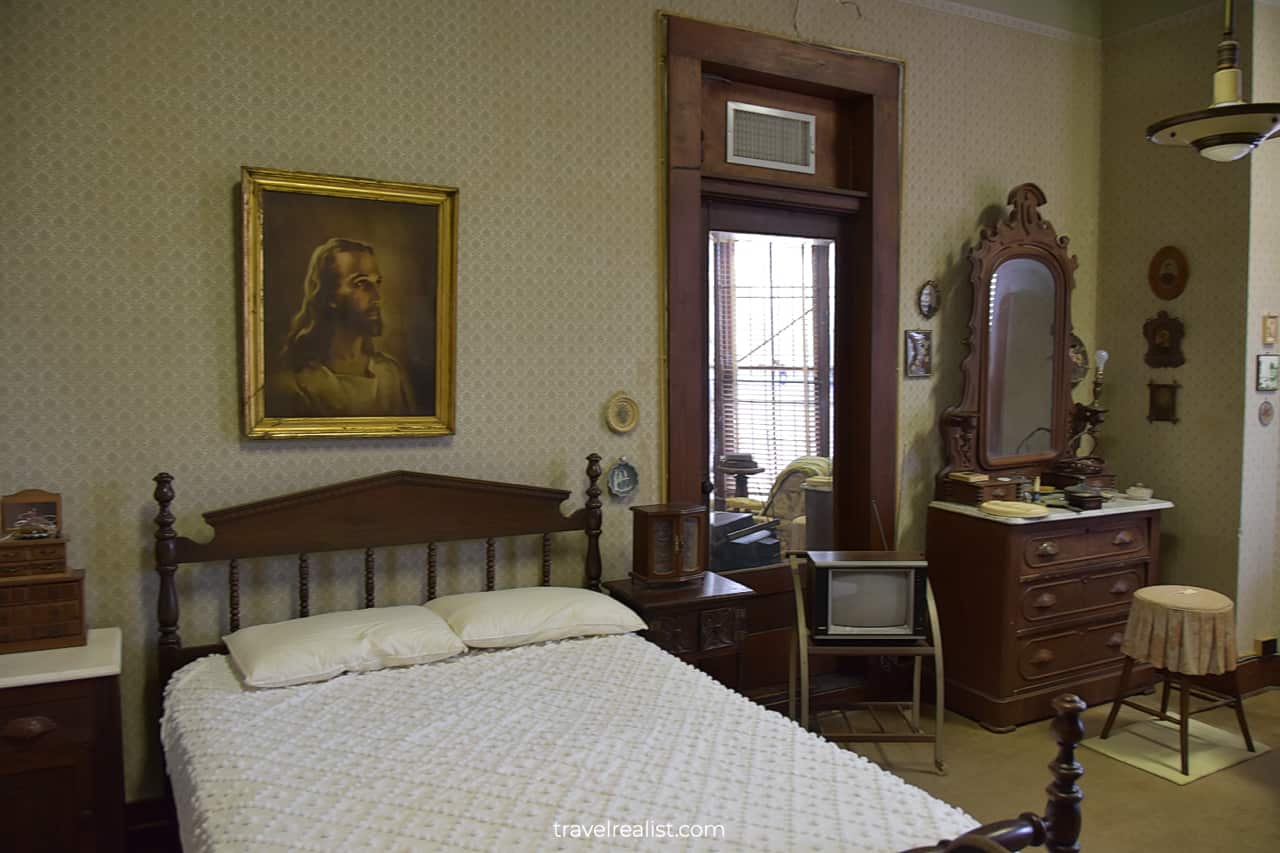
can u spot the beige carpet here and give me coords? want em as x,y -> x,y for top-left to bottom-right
1081,716 -> 1270,784
837,688 -> 1280,853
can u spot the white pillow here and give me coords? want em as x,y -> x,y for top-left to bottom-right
424,586 -> 646,649
224,605 -> 466,688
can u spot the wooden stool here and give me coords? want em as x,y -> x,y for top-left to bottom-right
1100,585 -> 1254,775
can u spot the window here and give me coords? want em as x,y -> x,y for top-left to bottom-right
709,231 -> 835,503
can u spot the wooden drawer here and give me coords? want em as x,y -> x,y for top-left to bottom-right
1018,563 -> 1145,628
0,680 -> 95,757
700,606 -> 742,652
1015,619 -> 1128,685
1022,529 -> 1092,570
0,539 -> 67,575
1021,520 -> 1150,574
1088,522 -> 1147,561
646,611 -> 698,656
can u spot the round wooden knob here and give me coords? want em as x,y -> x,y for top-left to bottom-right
1032,648 -> 1055,664
1106,632 -> 1124,648
1033,593 -> 1058,610
1109,580 -> 1131,595
1112,531 -> 1134,546
1036,541 -> 1060,557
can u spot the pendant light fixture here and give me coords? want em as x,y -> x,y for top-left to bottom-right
1146,0 -> 1279,162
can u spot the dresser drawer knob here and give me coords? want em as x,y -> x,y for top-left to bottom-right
1109,580 -> 1132,595
1036,541 -> 1059,557
1112,531 -> 1135,546
1106,632 -> 1124,649
3,715 -> 57,741
1031,648 -> 1055,665
1032,593 -> 1058,610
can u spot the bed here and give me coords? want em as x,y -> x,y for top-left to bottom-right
152,455 -> 1085,852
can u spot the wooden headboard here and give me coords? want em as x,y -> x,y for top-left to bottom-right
153,454 -> 603,683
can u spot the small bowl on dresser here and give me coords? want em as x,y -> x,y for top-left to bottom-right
1064,484 -> 1104,510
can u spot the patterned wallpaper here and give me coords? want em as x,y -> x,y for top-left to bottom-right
1,0 -> 1102,798
1241,1 -> 1280,649
1098,4 -> 1251,600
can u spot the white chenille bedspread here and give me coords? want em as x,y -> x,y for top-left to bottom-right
162,633 -> 975,851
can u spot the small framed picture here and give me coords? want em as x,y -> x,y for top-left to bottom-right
1258,354 -> 1280,392
905,330 -> 932,378
1147,381 -> 1180,424
1262,314 -> 1278,346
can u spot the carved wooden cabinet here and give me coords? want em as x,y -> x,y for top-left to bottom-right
0,627 -> 124,852
604,571 -> 753,688
927,501 -> 1170,730
629,503 -> 709,585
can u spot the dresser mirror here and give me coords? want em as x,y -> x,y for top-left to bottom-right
939,183 -> 1076,491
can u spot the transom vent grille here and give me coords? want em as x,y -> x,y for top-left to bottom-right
726,101 -> 816,174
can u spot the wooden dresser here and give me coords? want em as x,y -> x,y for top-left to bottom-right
927,499 -> 1172,730
0,627 -> 124,852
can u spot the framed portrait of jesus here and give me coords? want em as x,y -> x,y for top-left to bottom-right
240,167 -> 457,438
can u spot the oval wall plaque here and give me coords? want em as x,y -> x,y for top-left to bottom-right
1148,246 -> 1188,300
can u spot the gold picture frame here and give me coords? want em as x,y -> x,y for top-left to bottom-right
241,167 -> 457,438
1262,313 -> 1278,346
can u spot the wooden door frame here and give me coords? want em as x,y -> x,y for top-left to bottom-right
663,15 -> 902,550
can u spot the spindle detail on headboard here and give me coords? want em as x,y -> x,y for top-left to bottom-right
152,456 -> 604,684
299,553 -> 310,617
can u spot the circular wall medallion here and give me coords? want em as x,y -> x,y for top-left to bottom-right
1260,400 -> 1275,427
1068,333 -> 1089,387
605,392 -> 639,433
917,280 -> 939,319
1148,246 -> 1188,300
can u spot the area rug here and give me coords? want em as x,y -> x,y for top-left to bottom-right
1081,716 -> 1270,785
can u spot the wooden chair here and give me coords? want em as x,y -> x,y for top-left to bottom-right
787,554 -> 947,773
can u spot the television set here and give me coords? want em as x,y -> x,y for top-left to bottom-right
805,551 -> 928,643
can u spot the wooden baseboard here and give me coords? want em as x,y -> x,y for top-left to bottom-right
125,796 -> 179,853
1199,654 -> 1280,696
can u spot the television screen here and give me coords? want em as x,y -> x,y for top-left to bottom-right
829,569 -> 910,630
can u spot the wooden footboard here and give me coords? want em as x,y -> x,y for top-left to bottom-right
152,455 -> 604,685
900,694 -> 1086,853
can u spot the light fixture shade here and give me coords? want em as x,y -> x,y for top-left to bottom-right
1147,103 -> 1280,159
1146,0 -> 1278,161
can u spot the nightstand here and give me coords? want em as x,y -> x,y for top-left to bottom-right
0,627 -> 124,853
605,572 -> 754,688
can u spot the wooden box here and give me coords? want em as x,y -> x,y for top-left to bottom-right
939,476 -> 1027,505
631,503 -> 709,586
0,570 -> 85,654
0,537 -> 67,578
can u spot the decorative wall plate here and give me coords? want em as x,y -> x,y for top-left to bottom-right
605,392 -> 639,433
606,457 -> 639,497
917,280 -> 939,319
1259,400 -> 1274,427
1068,333 -> 1089,387
1148,246 -> 1188,300
1143,311 -> 1185,368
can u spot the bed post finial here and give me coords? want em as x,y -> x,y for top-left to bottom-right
584,454 -> 603,591
154,473 -> 182,664
1045,693 -> 1086,853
